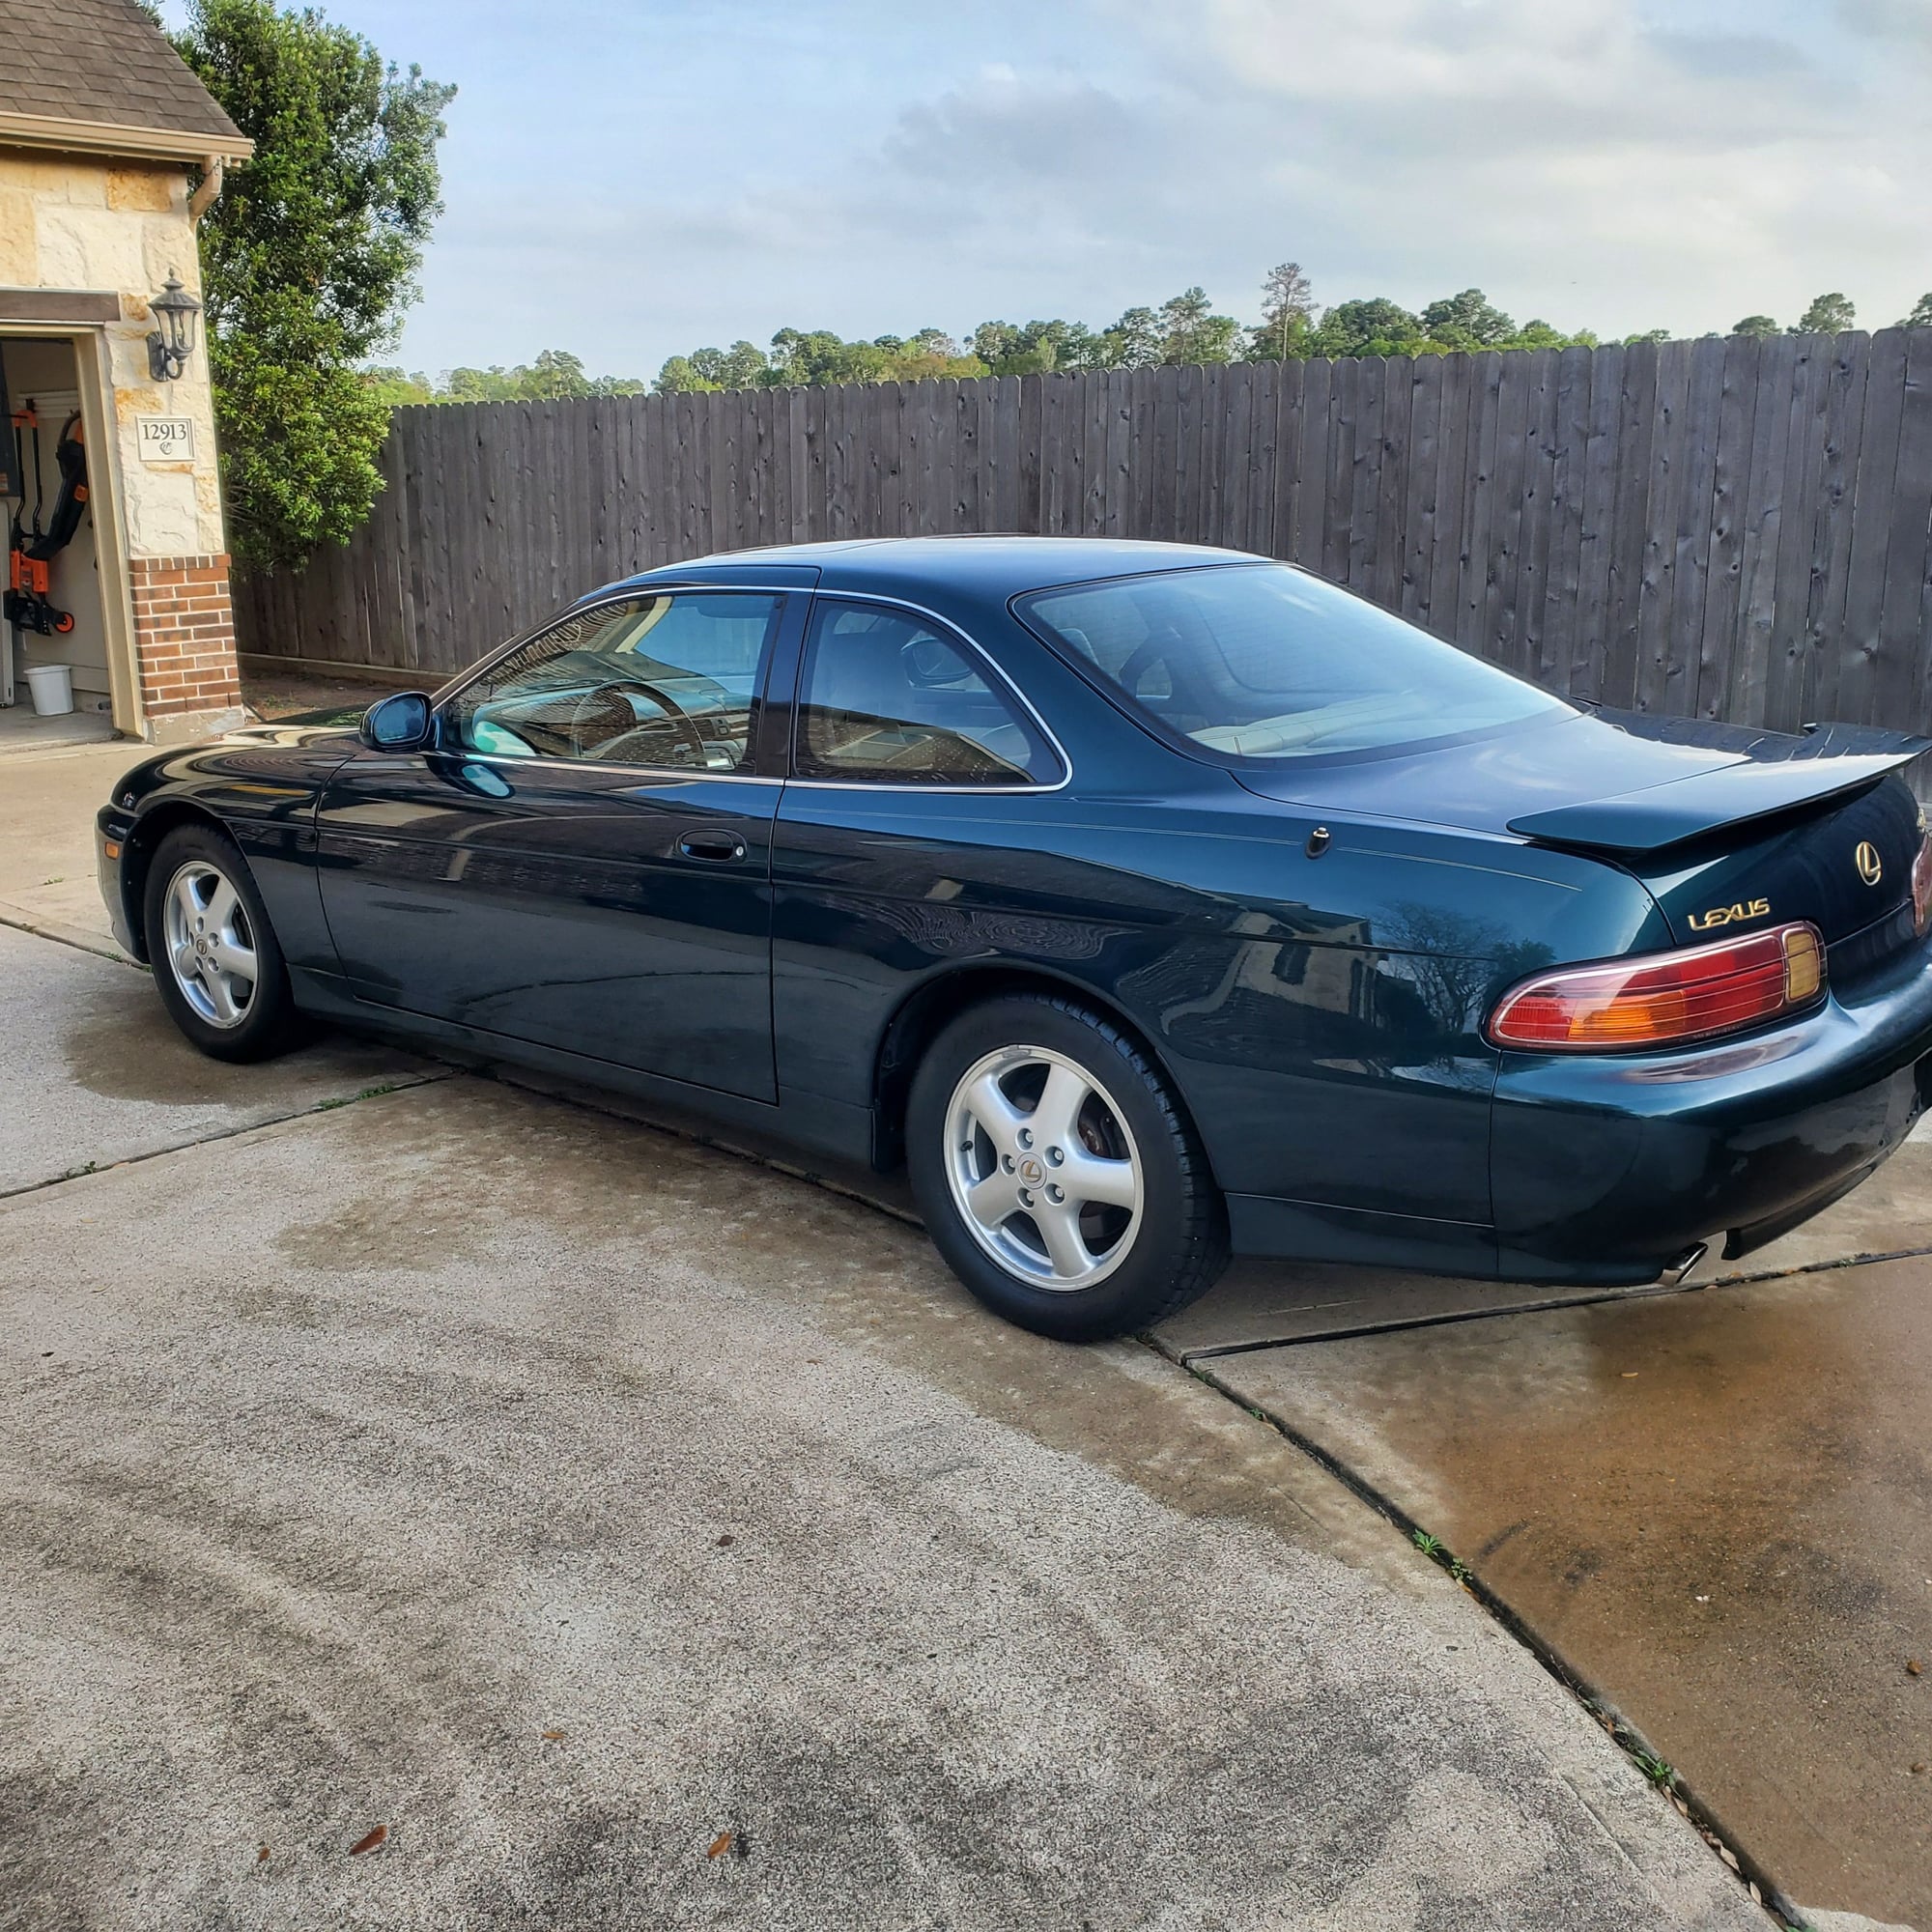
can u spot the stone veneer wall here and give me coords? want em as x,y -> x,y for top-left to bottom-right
1,146 -> 242,738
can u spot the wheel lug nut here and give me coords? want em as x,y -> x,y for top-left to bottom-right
1017,1128 -> 1033,1149
1047,1183 -> 1064,1204
1046,1147 -> 1064,1165
1002,1154 -> 1014,1173
1018,1188 -> 1033,1208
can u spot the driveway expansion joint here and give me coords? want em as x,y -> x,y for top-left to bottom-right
1176,1241 -> 1932,1363
0,1069 -> 452,1205
1140,1329 -> 1802,1930
1175,1279 -> 1701,1361
0,899 -> 142,968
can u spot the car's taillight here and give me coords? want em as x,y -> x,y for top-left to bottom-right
1488,922 -> 1827,1052
1912,824 -> 1932,936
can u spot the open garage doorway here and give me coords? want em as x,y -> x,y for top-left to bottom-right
2,336 -> 118,753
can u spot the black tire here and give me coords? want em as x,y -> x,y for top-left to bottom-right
142,822 -> 301,1063
905,993 -> 1228,1341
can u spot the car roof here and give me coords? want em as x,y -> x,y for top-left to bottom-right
614,535 -> 1265,600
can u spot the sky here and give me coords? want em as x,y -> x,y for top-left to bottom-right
164,0 -> 1932,382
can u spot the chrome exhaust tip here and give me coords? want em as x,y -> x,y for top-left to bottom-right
1660,1241 -> 1709,1287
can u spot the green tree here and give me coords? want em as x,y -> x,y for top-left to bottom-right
1250,260 -> 1316,360
765,328 -> 895,386
362,365 -> 434,406
1420,288 -> 1516,348
1098,306 -> 1160,369
1731,314 -> 1780,337
1157,287 -> 1240,364
1309,298 -> 1427,358
441,364 -> 525,402
658,327 -> 982,392
171,0 -> 453,569
1796,292 -> 1856,333
973,320 -> 1068,375
1501,319 -> 1574,351
1899,293 -> 1932,329
1623,327 -> 1673,345
653,355 -> 718,395
519,349 -> 595,398
654,341 -> 768,392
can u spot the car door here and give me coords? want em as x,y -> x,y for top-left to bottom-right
315,587 -> 799,1102
767,595 -> 1075,1110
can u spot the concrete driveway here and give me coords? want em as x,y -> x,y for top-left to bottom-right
0,756 -> 1767,1930
7,735 -> 1922,1929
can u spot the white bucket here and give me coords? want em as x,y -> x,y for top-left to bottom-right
24,663 -> 74,718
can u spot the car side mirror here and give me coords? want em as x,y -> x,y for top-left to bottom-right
359,691 -> 433,752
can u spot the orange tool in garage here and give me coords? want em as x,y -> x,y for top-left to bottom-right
5,403 -> 88,637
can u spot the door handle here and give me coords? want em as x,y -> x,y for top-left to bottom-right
677,830 -> 748,864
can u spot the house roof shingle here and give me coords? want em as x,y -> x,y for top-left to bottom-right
0,0 -> 250,157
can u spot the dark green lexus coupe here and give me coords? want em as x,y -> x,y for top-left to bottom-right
98,539 -> 1932,1338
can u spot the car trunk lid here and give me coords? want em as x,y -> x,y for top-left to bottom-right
1619,770 -> 1925,967
1233,707 -> 1928,964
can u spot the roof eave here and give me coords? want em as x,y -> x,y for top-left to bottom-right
0,111 -> 252,165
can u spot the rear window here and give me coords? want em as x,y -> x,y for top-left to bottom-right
1016,562 -> 1572,762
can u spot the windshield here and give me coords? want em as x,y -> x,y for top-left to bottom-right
1017,563 -> 1573,761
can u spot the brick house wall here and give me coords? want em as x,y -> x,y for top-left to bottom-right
128,554 -> 241,720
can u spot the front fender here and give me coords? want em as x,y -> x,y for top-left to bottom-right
105,729 -> 358,973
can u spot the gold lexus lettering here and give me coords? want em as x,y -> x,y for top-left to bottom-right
1688,897 -> 1771,932
1855,840 -> 1883,886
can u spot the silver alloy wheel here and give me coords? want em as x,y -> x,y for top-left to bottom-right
160,859 -> 258,1030
943,1043 -> 1144,1292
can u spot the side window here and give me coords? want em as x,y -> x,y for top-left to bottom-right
793,601 -> 1060,786
442,592 -> 782,772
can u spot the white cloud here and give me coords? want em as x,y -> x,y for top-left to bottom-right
1839,0 -> 1932,49
398,0 -> 1932,372
1088,0 -> 1932,331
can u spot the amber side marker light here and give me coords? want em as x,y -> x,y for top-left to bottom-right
1489,922 -> 1827,1052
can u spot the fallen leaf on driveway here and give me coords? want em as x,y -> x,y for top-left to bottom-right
256,1846 -> 270,1863
348,1826 -> 387,1857
541,1729 -> 566,1742
1908,1660 -> 1923,1676
707,1831 -> 733,1860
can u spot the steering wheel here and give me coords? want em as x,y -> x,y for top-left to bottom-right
577,679 -> 711,765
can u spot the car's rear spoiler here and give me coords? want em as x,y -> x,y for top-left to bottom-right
1508,725 -> 1931,854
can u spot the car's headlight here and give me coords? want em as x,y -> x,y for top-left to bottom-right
1487,922 -> 1827,1052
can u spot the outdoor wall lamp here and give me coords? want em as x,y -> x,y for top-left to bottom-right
147,271 -> 202,382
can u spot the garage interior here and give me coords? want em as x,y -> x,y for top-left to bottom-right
2,335 -> 115,753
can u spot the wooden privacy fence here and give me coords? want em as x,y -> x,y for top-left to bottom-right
235,329 -> 1932,737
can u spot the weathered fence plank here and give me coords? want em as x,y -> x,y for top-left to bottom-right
1516,350 -> 1560,685
1839,329 -> 1910,724
1694,333 -> 1761,721
1731,332 -> 1796,727
1399,355 -> 1438,625
1425,352 -> 1471,640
